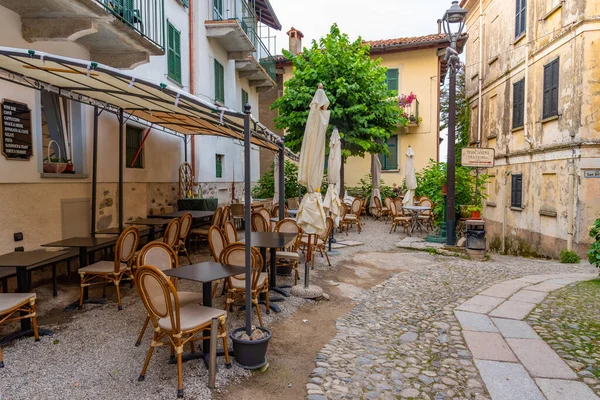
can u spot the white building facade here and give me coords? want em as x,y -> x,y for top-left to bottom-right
0,0 -> 281,254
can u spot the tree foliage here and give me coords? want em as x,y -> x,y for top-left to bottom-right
252,160 -> 306,200
272,24 -> 406,160
440,68 -> 470,164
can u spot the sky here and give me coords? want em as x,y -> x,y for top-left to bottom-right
267,0 -> 455,161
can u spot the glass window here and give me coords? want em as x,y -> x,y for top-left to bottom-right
512,79 -> 525,129
515,0 -> 527,37
378,135 -> 398,171
542,58 -> 559,119
385,68 -> 399,92
216,154 -> 224,178
126,125 -> 144,169
213,0 -> 223,20
167,22 -> 181,84
214,60 -> 225,104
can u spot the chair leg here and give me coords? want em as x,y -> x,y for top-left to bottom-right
211,281 -> 219,298
324,249 -> 331,267
253,297 -> 264,326
66,260 -> 71,281
389,221 -> 395,234
52,264 -> 58,297
115,279 -> 123,310
79,276 -> 85,308
2,278 -> 7,293
102,280 -> 107,299
135,316 -> 150,346
265,289 -> 270,315
138,332 -> 157,381
31,302 -> 39,342
294,262 -> 299,285
220,318 -> 231,368
176,337 -> 184,398
0,344 -> 3,368
184,247 -> 192,265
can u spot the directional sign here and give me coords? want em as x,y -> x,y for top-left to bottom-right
461,147 -> 495,168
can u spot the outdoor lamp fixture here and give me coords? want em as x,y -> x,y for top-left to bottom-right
441,0 -> 467,246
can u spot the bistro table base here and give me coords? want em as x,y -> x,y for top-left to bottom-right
169,348 -> 233,368
0,327 -> 53,346
271,286 -> 291,297
63,298 -> 106,312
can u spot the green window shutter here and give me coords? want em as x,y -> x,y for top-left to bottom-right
386,69 -> 399,92
214,60 -> 224,103
386,135 -> 398,170
182,0 -> 189,7
241,89 -> 248,111
167,22 -> 181,84
216,154 -> 223,178
174,29 -> 181,83
378,153 -> 386,170
126,126 -> 144,169
550,58 -> 559,117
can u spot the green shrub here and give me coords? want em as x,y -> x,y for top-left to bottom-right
559,249 -> 580,264
252,160 -> 307,200
345,174 -> 396,201
588,218 -> 600,268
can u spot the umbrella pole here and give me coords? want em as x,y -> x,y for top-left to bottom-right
243,104 -> 252,335
90,106 -> 99,238
304,234 -> 312,289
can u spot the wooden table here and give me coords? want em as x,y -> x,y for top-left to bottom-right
126,219 -> 169,241
164,261 -> 245,366
150,210 -> 214,226
96,226 -> 150,236
42,237 -> 117,311
247,232 -> 298,312
0,250 -> 71,344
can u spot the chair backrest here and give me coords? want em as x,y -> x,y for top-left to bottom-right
389,200 -> 398,217
275,219 -> 301,251
115,226 -> 139,272
259,208 -> 271,227
230,203 -> 244,217
373,196 -> 382,211
319,217 -> 334,241
211,207 -> 223,226
418,197 -> 433,209
351,198 -> 362,214
208,226 -> 227,262
384,197 -> 392,209
288,197 -> 299,209
251,212 -> 269,232
220,243 -> 263,291
179,212 -> 193,241
135,265 -> 180,332
394,197 -> 406,215
162,218 -> 181,248
221,205 -> 231,227
339,202 -> 347,219
137,242 -> 177,270
271,204 -> 279,217
223,221 -> 238,245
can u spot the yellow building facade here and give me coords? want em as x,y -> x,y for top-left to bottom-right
461,0 -> 600,257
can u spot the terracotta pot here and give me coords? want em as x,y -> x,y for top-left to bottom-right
471,211 -> 481,219
63,163 -> 75,173
441,184 -> 447,196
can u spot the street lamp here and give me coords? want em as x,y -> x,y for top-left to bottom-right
442,0 -> 467,246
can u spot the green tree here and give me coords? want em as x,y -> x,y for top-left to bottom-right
252,160 -> 306,200
440,68 -> 469,164
272,24 -> 406,193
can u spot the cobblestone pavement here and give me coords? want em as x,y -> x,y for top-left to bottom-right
306,254 -> 597,400
528,278 -> 600,396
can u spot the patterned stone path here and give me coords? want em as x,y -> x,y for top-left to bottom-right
455,273 -> 600,400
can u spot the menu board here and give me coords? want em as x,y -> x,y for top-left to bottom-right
1,99 -> 32,160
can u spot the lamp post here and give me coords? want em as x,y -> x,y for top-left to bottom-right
442,0 -> 467,246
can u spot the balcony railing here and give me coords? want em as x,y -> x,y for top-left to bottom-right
95,0 -> 165,50
399,93 -> 420,126
211,0 -> 276,81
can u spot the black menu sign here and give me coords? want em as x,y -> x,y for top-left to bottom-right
2,99 -> 32,160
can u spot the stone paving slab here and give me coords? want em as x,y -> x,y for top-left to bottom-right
491,318 -> 540,339
454,310 -> 498,332
535,378 -> 600,400
507,338 -> 578,379
335,240 -> 364,247
516,275 -> 557,284
456,295 -> 505,314
526,282 -> 567,292
329,243 -> 347,249
509,289 -> 548,303
479,281 -> 530,298
489,300 -> 537,320
463,331 -> 517,362
475,360 -> 545,400
546,277 -> 588,285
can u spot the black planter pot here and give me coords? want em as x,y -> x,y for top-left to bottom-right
276,265 -> 293,276
231,327 -> 272,370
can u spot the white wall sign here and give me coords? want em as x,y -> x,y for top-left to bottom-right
461,148 -> 495,168
584,170 -> 600,178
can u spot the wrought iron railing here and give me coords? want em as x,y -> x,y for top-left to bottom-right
210,0 -> 276,82
95,0 -> 165,50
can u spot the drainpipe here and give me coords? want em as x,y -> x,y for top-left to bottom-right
477,0 -> 482,146
189,0 -> 196,178
567,159 -> 575,251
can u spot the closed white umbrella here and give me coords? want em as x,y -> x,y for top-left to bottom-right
403,146 -> 417,206
273,156 -> 280,204
370,154 -> 382,210
323,127 -> 342,226
297,84 -> 330,236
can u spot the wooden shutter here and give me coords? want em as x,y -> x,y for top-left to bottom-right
214,60 -> 224,103
174,28 -> 181,83
216,155 -> 223,178
543,59 -> 559,119
182,0 -> 189,7
511,174 -> 522,208
241,89 -> 248,111
386,69 -> 399,92
550,59 -> 559,117
386,135 -> 398,170
512,79 -> 524,128
167,23 -> 175,79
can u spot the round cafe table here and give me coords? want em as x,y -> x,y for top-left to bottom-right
402,205 -> 432,235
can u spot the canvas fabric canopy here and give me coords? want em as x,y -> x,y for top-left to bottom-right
403,146 -> 417,206
370,154 -> 382,209
323,127 -> 342,226
0,47 -> 298,157
296,88 -> 330,235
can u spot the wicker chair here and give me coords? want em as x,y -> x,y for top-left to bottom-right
230,203 -> 244,229
151,218 -> 181,249
258,208 -> 272,231
383,197 -> 393,222
300,217 -> 334,267
338,202 -> 349,235
221,243 -> 268,326
223,221 -> 238,245
134,242 -> 202,347
389,201 -> 411,234
344,198 -> 363,233
78,226 -> 139,310
135,265 -> 230,398
0,293 -> 39,367
274,219 -> 301,284
417,197 -> 435,231
251,212 -> 270,232
208,226 -> 228,297
174,212 -> 193,264
220,205 -> 231,228
189,207 -> 222,248
287,197 -> 299,209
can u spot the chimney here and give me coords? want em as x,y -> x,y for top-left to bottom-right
437,19 -> 442,34
286,27 -> 304,55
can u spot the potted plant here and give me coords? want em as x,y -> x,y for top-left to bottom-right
231,326 -> 272,369
62,158 -> 75,174
467,205 -> 482,219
